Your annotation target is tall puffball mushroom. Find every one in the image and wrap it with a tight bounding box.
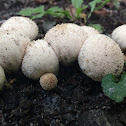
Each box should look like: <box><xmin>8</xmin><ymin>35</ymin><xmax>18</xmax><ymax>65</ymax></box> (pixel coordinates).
<box><xmin>22</xmin><ymin>40</ymin><xmax>59</xmax><ymax>90</ymax></box>
<box><xmin>78</xmin><ymin>34</ymin><xmax>124</xmax><ymax>82</ymax></box>
<box><xmin>0</xmin><ymin>30</ymin><xmax>30</xmax><ymax>73</ymax></box>
<box><xmin>0</xmin><ymin>16</ymin><xmax>39</xmax><ymax>40</ymax></box>
<box><xmin>44</xmin><ymin>23</ymin><xmax>87</xmax><ymax>66</ymax></box>
<box><xmin>111</xmin><ymin>24</ymin><xmax>126</xmax><ymax>52</ymax></box>
<box><xmin>81</xmin><ymin>26</ymin><xmax>99</xmax><ymax>37</ymax></box>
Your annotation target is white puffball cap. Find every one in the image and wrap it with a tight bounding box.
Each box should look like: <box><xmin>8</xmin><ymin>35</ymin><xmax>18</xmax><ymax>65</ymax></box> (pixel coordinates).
<box><xmin>22</xmin><ymin>39</ymin><xmax>59</xmax><ymax>80</ymax></box>
<box><xmin>40</xmin><ymin>73</ymin><xmax>58</xmax><ymax>90</ymax></box>
<box><xmin>0</xmin><ymin>65</ymin><xmax>6</xmax><ymax>90</ymax></box>
<box><xmin>111</xmin><ymin>24</ymin><xmax>126</xmax><ymax>52</ymax></box>
<box><xmin>0</xmin><ymin>30</ymin><xmax>30</xmax><ymax>73</ymax></box>
<box><xmin>44</xmin><ymin>23</ymin><xmax>87</xmax><ymax>66</ymax></box>
<box><xmin>78</xmin><ymin>34</ymin><xmax>124</xmax><ymax>82</ymax></box>
<box><xmin>81</xmin><ymin>26</ymin><xmax>99</xmax><ymax>37</ymax></box>
<box><xmin>0</xmin><ymin>16</ymin><xmax>39</xmax><ymax>40</ymax></box>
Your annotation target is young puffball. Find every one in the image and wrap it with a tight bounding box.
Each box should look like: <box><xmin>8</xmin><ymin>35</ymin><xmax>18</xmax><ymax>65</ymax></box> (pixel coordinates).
<box><xmin>0</xmin><ymin>65</ymin><xmax>6</xmax><ymax>90</ymax></box>
<box><xmin>44</xmin><ymin>23</ymin><xmax>87</xmax><ymax>66</ymax></box>
<box><xmin>81</xmin><ymin>26</ymin><xmax>99</xmax><ymax>37</ymax></box>
<box><xmin>22</xmin><ymin>39</ymin><xmax>59</xmax><ymax>90</ymax></box>
<box><xmin>0</xmin><ymin>16</ymin><xmax>39</xmax><ymax>40</ymax></box>
<box><xmin>78</xmin><ymin>34</ymin><xmax>124</xmax><ymax>82</ymax></box>
<box><xmin>0</xmin><ymin>30</ymin><xmax>30</xmax><ymax>73</ymax></box>
<box><xmin>111</xmin><ymin>24</ymin><xmax>126</xmax><ymax>52</ymax></box>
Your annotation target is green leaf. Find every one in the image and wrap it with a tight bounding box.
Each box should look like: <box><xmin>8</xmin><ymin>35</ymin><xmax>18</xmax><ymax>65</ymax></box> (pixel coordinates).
<box><xmin>88</xmin><ymin>24</ymin><xmax>104</xmax><ymax>33</ymax></box>
<box><xmin>88</xmin><ymin>0</ymin><xmax>103</xmax><ymax>18</ymax></box>
<box><xmin>17</xmin><ymin>8</ymin><xmax>34</xmax><ymax>16</ymax></box>
<box><xmin>46</xmin><ymin>7</ymin><xmax>64</xmax><ymax>17</ymax></box>
<box><xmin>31</xmin><ymin>13</ymin><xmax>45</xmax><ymax>19</ymax></box>
<box><xmin>95</xmin><ymin>0</ymin><xmax>111</xmax><ymax>11</ymax></box>
<box><xmin>71</xmin><ymin>0</ymin><xmax>83</xmax><ymax>9</ymax></box>
<box><xmin>47</xmin><ymin>6</ymin><xmax>63</xmax><ymax>12</ymax></box>
<box><xmin>61</xmin><ymin>11</ymin><xmax>72</xmax><ymax>19</ymax></box>
<box><xmin>102</xmin><ymin>72</ymin><xmax>126</xmax><ymax>102</ymax></box>
<box><xmin>33</xmin><ymin>6</ymin><xmax>45</xmax><ymax>13</ymax></box>
<box><xmin>76</xmin><ymin>5</ymin><xmax>88</xmax><ymax>18</ymax></box>
<box><xmin>17</xmin><ymin>6</ymin><xmax>45</xmax><ymax>19</ymax></box>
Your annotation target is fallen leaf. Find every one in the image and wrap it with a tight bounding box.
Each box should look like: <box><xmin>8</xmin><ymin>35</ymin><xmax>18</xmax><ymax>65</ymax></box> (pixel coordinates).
<box><xmin>95</xmin><ymin>9</ymin><xmax>110</xmax><ymax>16</ymax></box>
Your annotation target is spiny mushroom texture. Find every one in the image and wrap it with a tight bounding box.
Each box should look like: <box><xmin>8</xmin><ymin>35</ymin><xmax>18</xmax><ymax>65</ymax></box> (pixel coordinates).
<box><xmin>78</xmin><ymin>34</ymin><xmax>124</xmax><ymax>82</ymax></box>
<box><xmin>111</xmin><ymin>24</ymin><xmax>126</xmax><ymax>52</ymax></box>
<box><xmin>44</xmin><ymin>23</ymin><xmax>87</xmax><ymax>66</ymax></box>
<box><xmin>0</xmin><ymin>16</ymin><xmax>39</xmax><ymax>40</ymax></box>
<box><xmin>40</xmin><ymin>73</ymin><xmax>58</xmax><ymax>90</ymax></box>
<box><xmin>0</xmin><ymin>30</ymin><xmax>30</xmax><ymax>73</ymax></box>
<box><xmin>22</xmin><ymin>39</ymin><xmax>59</xmax><ymax>80</ymax></box>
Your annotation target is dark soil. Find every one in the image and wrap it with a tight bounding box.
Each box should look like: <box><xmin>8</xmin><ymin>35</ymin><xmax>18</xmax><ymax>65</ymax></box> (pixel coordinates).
<box><xmin>0</xmin><ymin>0</ymin><xmax>126</xmax><ymax>126</ymax></box>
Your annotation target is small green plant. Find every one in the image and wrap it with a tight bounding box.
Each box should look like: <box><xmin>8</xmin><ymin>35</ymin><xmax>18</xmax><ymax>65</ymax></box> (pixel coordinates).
<box><xmin>17</xmin><ymin>0</ymin><xmax>111</xmax><ymax>21</ymax></box>
<box><xmin>102</xmin><ymin>71</ymin><xmax>126</xmax><ymax>103</ymax></box>
<box><xmin>17</xmin><ymin>0</ymin><xmax>111</xmax><ymax>33</ymax></box>
<box><xmin>17</xmin><ymin>6</ymin><xmax>71</xmax><ymax>20</ymax></box>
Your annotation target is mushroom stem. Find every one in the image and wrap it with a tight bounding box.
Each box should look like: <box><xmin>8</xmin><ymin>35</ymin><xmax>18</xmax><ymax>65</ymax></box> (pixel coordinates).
<box><xmin>39</xmin><ymin>73</ymin><xmax>58</xmax><ymax>90</ymax></box>
<box><xmin>0</xmin><ymin>65</ymin><xmax>7</xmax><ymax>90</ymax></box>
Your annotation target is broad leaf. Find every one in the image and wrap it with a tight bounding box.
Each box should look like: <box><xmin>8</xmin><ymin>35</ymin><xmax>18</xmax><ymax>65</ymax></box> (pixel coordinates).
<box><xmin>47</xmin><ymin>7</ymin><xmax>63</xmax><ymax>12</ymax></box>
<box><xmin>17</xmin><ymin>6</ymin><xmax>45</xmax><ymax>17</ymax></box>
<box><xmin>31</xmin><ymin>13</ymin><xmax>45</xmax><ymax>19</ymax></box>
<box><xmin>102</xmin><ymin>72</ymin><xmax>126</xmax><ymax>102</ymax></box>
<box><xmin>46</xmin><ymin>7</ymin><xmax>64</xmax><ymax>17</ymax></box>
<box><xmin>71</xmin><ymin>0</ymin><xmax>83</xmax><ymax>9</ymax></box>
<box><xmin>17</xmin><ymin>8</ymin><xmax>34</xmax><ymax>16</ymax></box>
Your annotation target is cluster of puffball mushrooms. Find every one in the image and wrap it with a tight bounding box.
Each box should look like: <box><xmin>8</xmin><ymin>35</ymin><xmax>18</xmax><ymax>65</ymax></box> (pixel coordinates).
<box><xmin>0</xmin><ymin>16</ymin><xmax>125</xmax><ymax>90</ymax></box>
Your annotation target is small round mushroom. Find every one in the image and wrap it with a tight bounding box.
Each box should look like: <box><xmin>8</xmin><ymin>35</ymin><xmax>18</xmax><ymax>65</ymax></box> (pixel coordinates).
<box><xmin>22</xmin><ymin>39</ymin><xmax>59</xmax><ymax>90</ymax></box>
<box><xmin>111</xmin><ymin>24</ymin><xmax>126</xmax><ymax>52</ymax></box>
<box><xmin>44</xmin><ymin>23</ymin><xmax>87</xmax><ymax>66</ymax></box>
<box><xmin>81</xmin><ymin>26</ymin><xmax>99</xmax><ymax>37</ymax></box>
<box><xmin>0</xmin><ymin>65</ymin><xmax>6</xmax><ymax>90</ymax></box>
<box><xmin>40</xmin><ymin>73</ymin><xmax>58</xmax><ymax>90</ymax></box>
<box><xmin>0</xmin><ymin>30</ymin><xmax>30</xmax><ymax>73</ymax></box>
<box><xmin>78</xmin><ymin>34</ymin><xmax>124</xmax><ymax>82</ymax></box>
<box><xmin>0</xmin><ymin>16</ymin><xmax>39</xmax><ymax>40</ymax></box>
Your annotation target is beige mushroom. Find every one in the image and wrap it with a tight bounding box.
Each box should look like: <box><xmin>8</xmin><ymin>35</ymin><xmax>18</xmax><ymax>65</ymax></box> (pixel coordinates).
<box><xmin>0</xmin><ymin>16</ymin><xmax>39</xmax><ymax>40</ymax></box>
<box><xmin>81</xmin><ymin>26</ymin><xmax>99</xmax><ymax>37</ymax></box>
<box><xmin>78</xmin><ymin>34</ymin><xmax>124</xmax><ymax>82</ymax></box>
<box><xmin>0</xmin><ymin>65</ymin><xmax>6</xmax><ymax>90</ymax></box>
<box><xmin>0</xmin><ymin>30</ymin><xmax>30</xmax><ymax>73</ymax></box>
<box><xmin>22</xmin><ymin>39</ymin><xmax>59</xmax><ymax>90</ymax></box>
<box><xmin>40</xmin><ymin>73</ymin><xmax>58</xmax><ymax>90</ymax></box>
<box><xmin>44</xmin><ymin>23</ymin><xmax>87</xmax><ymax>66</ymax></box>
<box><xmin>111</xmin><ymin>24</ymin><xmax>126</xmax><ymax>52</ymax></box>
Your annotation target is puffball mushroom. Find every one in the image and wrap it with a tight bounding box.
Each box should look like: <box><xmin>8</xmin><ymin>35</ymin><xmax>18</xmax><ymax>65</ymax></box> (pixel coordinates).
<box><xmin>81</xmin><ymin>26</ymin><xmax>99</xmax><ymax>37</ymax></box>
<box><xmin>78</xmin><ymin>34</ymin><xmax>124</xmax><ymax>82</ymax></box>
<box><xmin>22</xmin><ymin>39</ymin><xmax>59</xmax><ymax>90</ymax></box>
<box><xmin>111</xmin><ymin>24</ymin><xmax>126</xmax><ymax>52</ymax></box>
<box><xmin>0</xmin><ymin>30</ymin><xmax>30</xmax><ymax>73</ymax></box>
<box><xmin>0</xmin><ymin>16</ymin><xmax>38</xmax><ymax>40</ymax></box>
<box><xmin>44</xmin><ymin>23</ymin><xmax>87</xmax><ymax>66</ymax></box>
<box><xmin>0</xmin><ymin>65</ymin><xmax>6</xmax><ymax>90</ymax></box>
<box><xmin>40</xmin><ymin>73</ymin><xmax>58</xmax><ymax>90</ymax></box>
